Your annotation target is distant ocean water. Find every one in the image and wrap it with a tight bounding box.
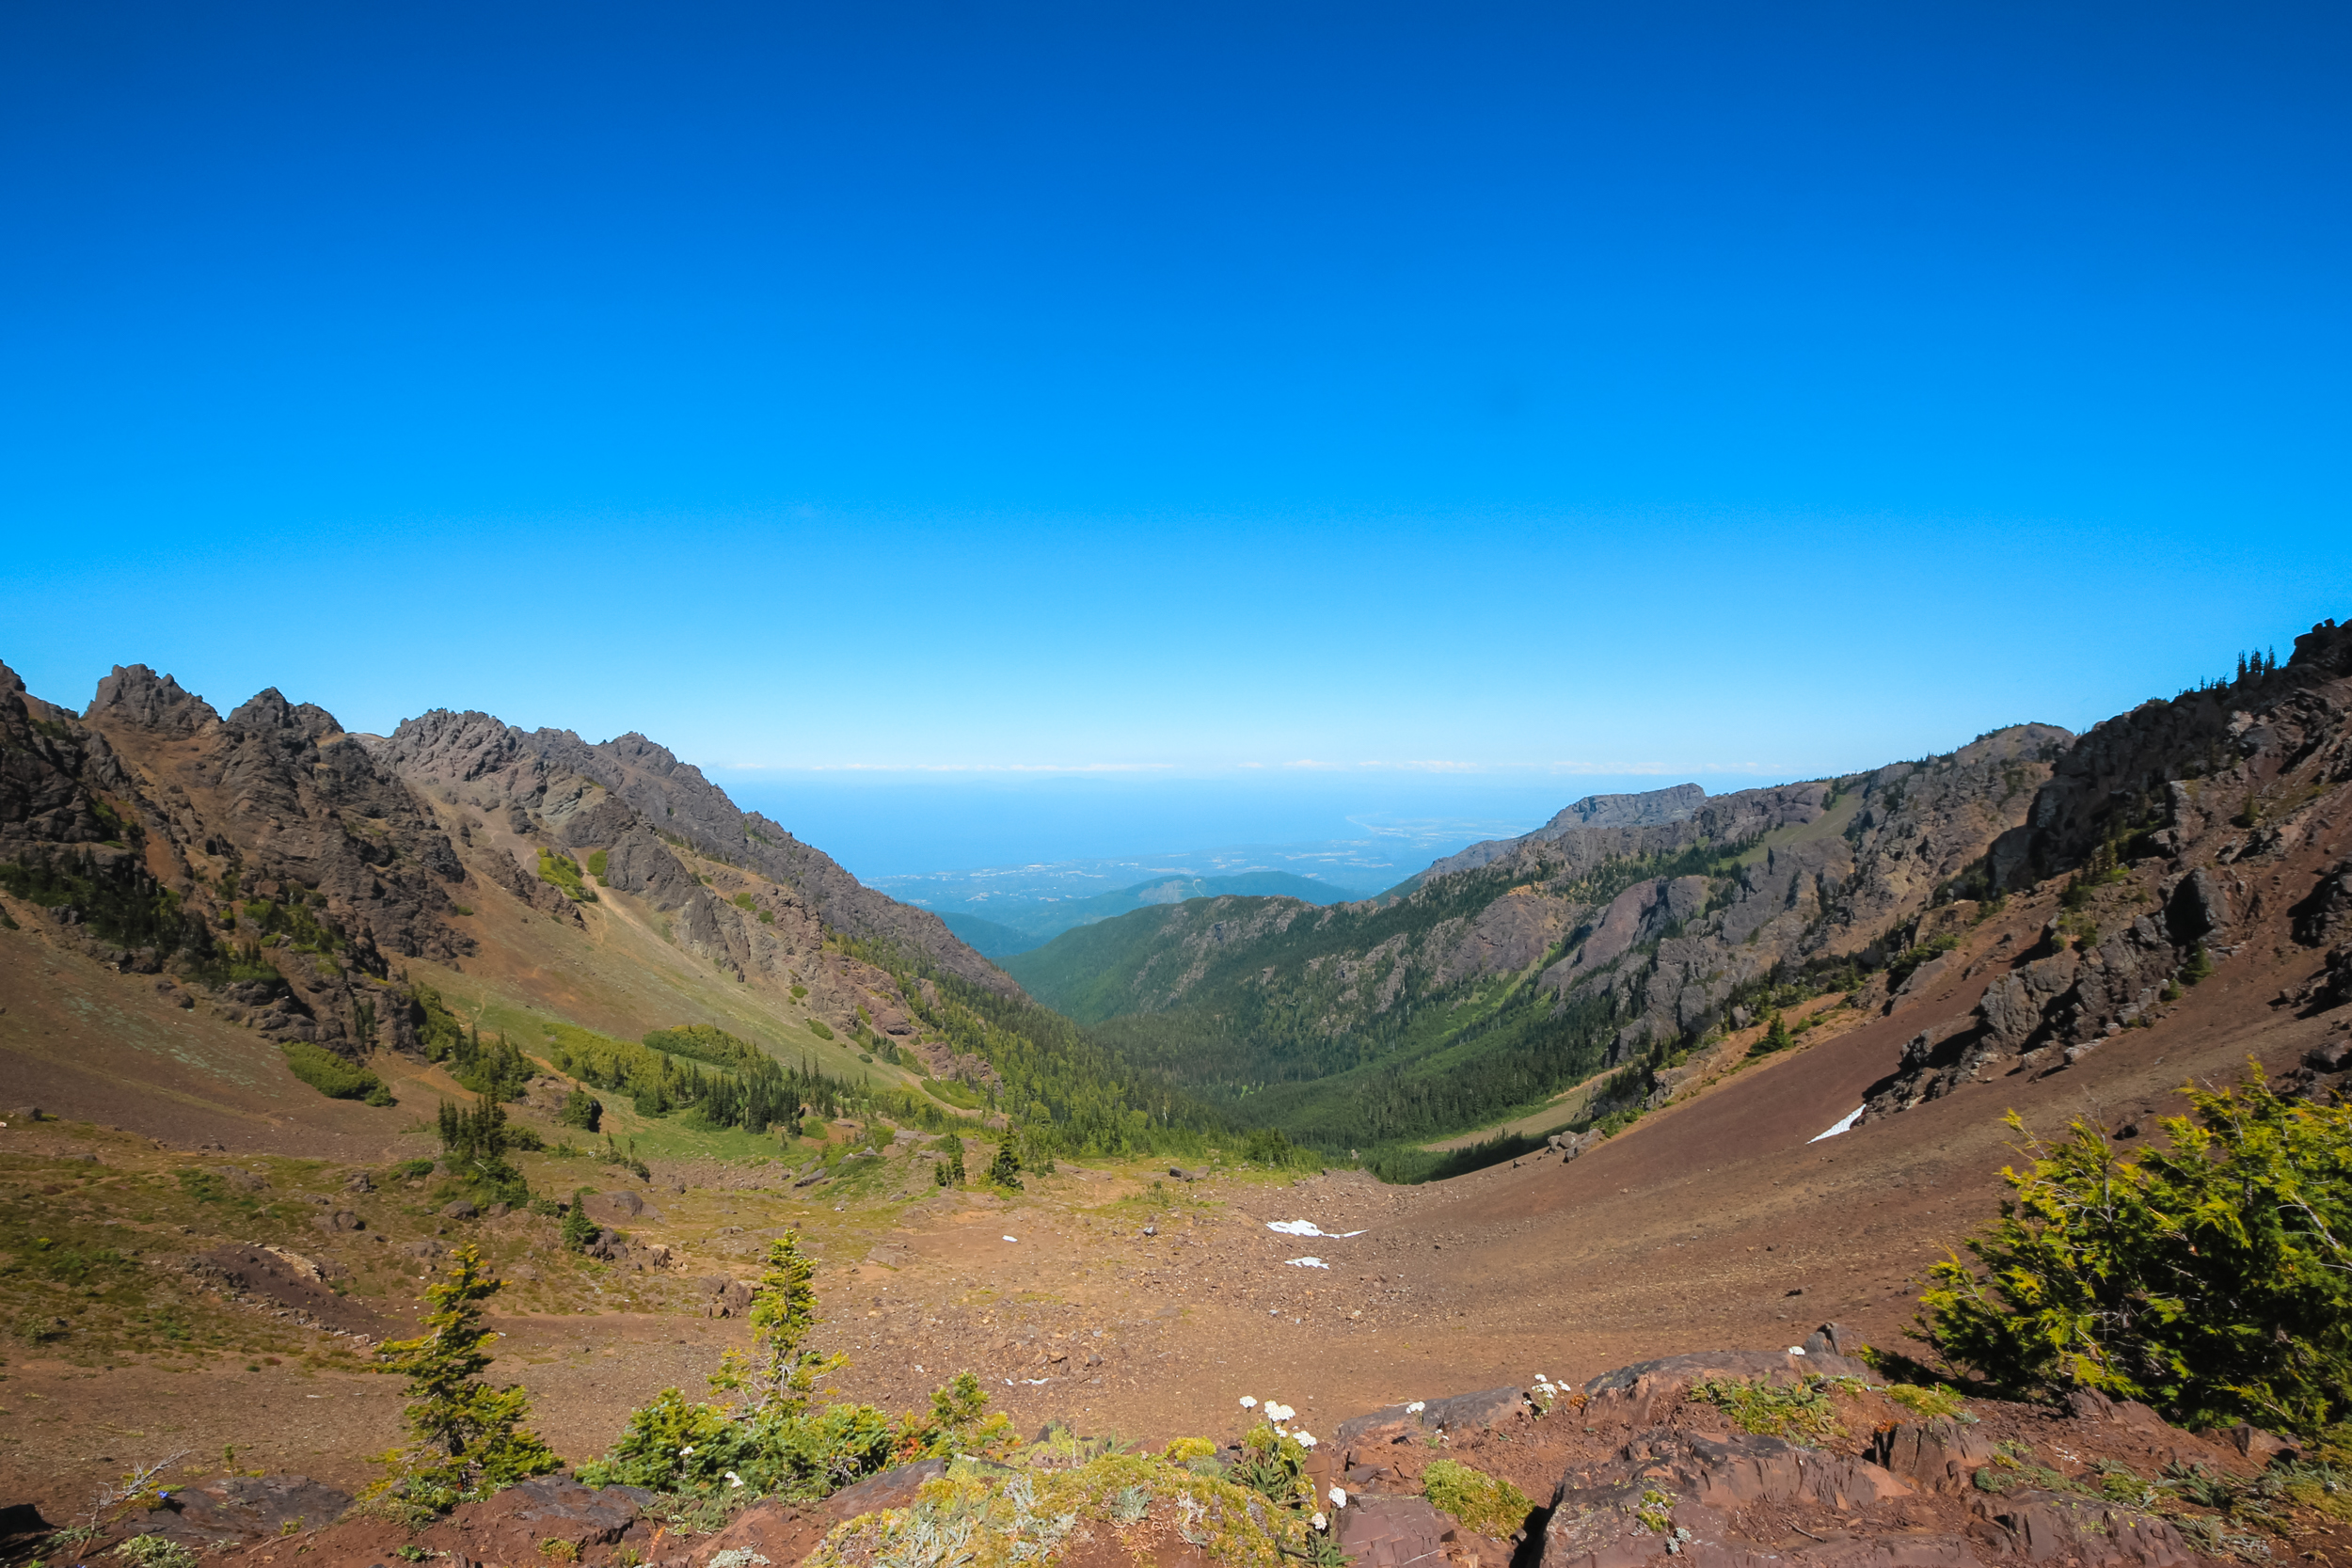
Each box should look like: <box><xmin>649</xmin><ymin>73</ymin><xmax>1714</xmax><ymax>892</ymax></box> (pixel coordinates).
<box><xmin>723</xmin><ymin>772</ymin><xmax>1788</xmax><ymax>883</ymax></box>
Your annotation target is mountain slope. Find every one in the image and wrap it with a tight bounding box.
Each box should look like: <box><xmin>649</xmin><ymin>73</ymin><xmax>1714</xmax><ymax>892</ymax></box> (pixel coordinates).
<box><xmin>0</xmin><ymin>659</ymin><xmax>1187</xmax><ymax>1160</ymax></box>
<box><xmin>1018</xmin><ymin>723</ymin><xmax>2074</xmax><ymax>1154</ymax></box>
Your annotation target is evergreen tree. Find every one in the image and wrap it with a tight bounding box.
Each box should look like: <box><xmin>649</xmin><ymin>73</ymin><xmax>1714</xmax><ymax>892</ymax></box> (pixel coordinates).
<box><xmin>932</xmin><ymin>1132</ymin><xmax>966</xmax><ymax>1187</ymax></box>
<box><xmin>367</xmin><ymin>1245</ymin><xmax>560</xmax><ymax>1513</ymax></box>
<box><xmin>985</xmin><ymin>1139</ymin><xmax>1024</xmax><ymax>1190</ymax></box>
<box><xmin>1919</xmin><ymin>1069</ymin><xmax>2352</xmax><ymax>1435</ymax></box>
<box><xmin>748</xmin><ymin>1231</ymin><xmax>844</xmax><ymax>1409</ymax></box>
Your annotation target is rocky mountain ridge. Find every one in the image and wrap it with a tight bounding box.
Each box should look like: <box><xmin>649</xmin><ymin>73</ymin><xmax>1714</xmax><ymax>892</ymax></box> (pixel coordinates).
<box><xmin>0</xmin><ymin>660</ymin><xmax>1015</xmax><ymax>1090</ymax></box>
<box><xmin>1009</xmin><ymin>717</ymin><xmax>2077</xmax><ymax>1148</ymax></box>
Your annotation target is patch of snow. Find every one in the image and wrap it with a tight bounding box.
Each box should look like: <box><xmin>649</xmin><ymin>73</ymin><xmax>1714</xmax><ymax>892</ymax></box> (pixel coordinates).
<box><xmin>1284</xmin><ymin>1257</ymin><xmax>1329</xmax><ymax>1269</ymax></box>
<box><xmin>1807</xmin><ymin>1106</ymin><xmax>1865</xmax><ymax>1144</ymax></box>
<box><xmin>1267</xmin><ymin>1220</ymin><xmax>1370</xmax><ymax>1239</ymax></box>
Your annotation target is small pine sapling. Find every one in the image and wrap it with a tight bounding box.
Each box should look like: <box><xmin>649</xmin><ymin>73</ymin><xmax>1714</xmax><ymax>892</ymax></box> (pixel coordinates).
<box><xmin>367</xmin><ymin>1245</ymin><xmax>560</xmax><ymax>1513</ymax></box>
<box><xmin>749</xmin><ymin>1231</ymin><xmax>846</xmax><ymax>1410</ymax></box>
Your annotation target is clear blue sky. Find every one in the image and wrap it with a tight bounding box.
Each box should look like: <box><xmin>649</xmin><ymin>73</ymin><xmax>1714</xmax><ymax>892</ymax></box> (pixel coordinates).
<box><xmin>4</xmin><ymin>2</ymin><xmax>2346</xmax><ymax>872</ymax></box>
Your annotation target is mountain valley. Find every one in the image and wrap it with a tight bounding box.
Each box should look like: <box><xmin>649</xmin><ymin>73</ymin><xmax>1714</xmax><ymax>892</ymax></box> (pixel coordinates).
<box><xmin>4</xmin><ymin>622</ymin><xmax>2352</xmax><ymax>1567</ymax></box>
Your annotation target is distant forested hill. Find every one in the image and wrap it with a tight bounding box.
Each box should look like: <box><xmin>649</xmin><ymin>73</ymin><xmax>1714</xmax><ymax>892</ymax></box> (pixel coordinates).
<box><xmin>930</xmin><ymin>870</ymin><xmax>1358</xmax><ymax>956</ymax></box>
<box><xmin>939</xmin><ymin>911</ymin><xmax>1034</xmax><ymax>958</ymax></box>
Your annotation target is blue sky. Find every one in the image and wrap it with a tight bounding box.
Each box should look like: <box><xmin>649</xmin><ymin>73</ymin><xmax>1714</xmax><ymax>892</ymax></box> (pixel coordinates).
<box><xmin>4</xmin><ymin>2</ymin><xmax>2346</xmax><ymax>873</ymax></box>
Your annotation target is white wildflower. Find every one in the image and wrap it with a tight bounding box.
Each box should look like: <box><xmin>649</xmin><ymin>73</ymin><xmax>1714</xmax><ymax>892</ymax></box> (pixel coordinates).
<box><xmin>1240</xmin><ymin>1396</ymin><xmax>1258</xmax><ymax>1409</ymax></box>
<box><xmin>1329</xmin><ymin>1486</ymin><xmax>1348</xmax><ymax>1510</ymax></box>
<box><xmin>1405</xmin><ymin>1401</ymin><xmax>1425</xmax><ymax>1414</ymax></box>
<box><xmin>726</xmin><ymin>1470</ymin><xmax>744</xmax><ymax>1488</ymax></box>
<box><xmin>1311</xmin><ymin>1513</ymin><xmax>1327</xmax><ymax>1531</ymax></box>
<box><xmin>679</xmin><ymin>1446</ymin><xmax>695</xmax><ymax>1455</ymax></box>
<box><xmin>1295</xmin><ymin>1431</ymin><xmax>1318</xmax><ymax>1449</ymax></box>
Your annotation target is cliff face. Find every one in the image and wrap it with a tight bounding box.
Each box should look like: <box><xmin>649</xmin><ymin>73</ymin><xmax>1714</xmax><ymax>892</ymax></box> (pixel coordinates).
<box><xmin>1859</xmin><ymin>617</ymin><xmax>2352</xmax><ymax>1119</ymax></box>
<box><xmin>1023</xmin><ymin>725</ymin><xmax>2074</xmax><ymax>1087</ymax></box>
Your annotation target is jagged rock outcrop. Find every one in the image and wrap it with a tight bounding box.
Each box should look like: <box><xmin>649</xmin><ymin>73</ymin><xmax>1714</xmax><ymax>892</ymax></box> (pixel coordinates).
<box><xmin>0</xmin><ymin>660</ymin><xmax>481</xmax><ymax>1064</ymax></box>
<box><xmin>371</xmin><ymin>707</ymin><xmax>1015</xmax><ymax>997</ymax></box>
<box><xmin>1863</xmin><ymin>618</ymin><xmax>2352</xmax><ymax>1117</ymax></box>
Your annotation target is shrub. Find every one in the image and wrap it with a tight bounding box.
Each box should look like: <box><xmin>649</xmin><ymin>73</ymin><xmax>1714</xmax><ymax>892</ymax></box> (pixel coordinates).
<box><xmin>1422</xmin><ymin>1459</ymin><xmax>1534</xmax><ymax>1538</ymax></box>
<box><xmin>580</xmin><ymin>1234</ymin><xmax>1013</xmax><ymax>1499</ymax></box>
<box><xmin>536</xmin><ymin>849</ymin><xmax>596</xmax><ymax>903</ymax></box>
<box><xmin>806</xmin><ymin>1019</ymin><xmax>834</xmax><ymax>1041</ymax></box>
<box><xmin>1916</xmin><ymin>1067</ymin><xmax>2352</xmax><ymax>1436</ymax></box>
<box><xmin>933</xmin><ymin>1133</ymin><xmax>966</xmax><ymax>1187</ymax></box>
<box><xmin>1882</xmin><ymin>1383</ymin><xmax>1973</xmax><ymax>1420</ymax></box>
<box><xmin>365</xmin><ymin>1245</ymin><xmax>561</xmax><ymax>1513</ymax></box>
<box><xmin>558</xmin><ymin>1089</ymin><xmax>602</xmax><ymax>1132</ymax></box>
<box><xmin>281</xmin><ymin>1040</ymin><xmax>393</xmax><ymax>1105</ymax></box>
<box><xmin>1690</xmin><ymin>1375</ymin><xmax>1845</xmax><ymax>1444</ymax></box>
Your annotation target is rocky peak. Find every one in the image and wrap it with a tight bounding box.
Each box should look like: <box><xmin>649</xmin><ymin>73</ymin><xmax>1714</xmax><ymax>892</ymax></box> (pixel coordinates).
<box><xmin>86</xmin><ymin>664</ymin><xmax>219</xmax><ymax>735</ymax></box>
<box><xmin>1429</xmin><ymin>784</ymin><xmax>1710</xmax><ymax>878</ymax></box>
<box><xmin>1541</xmin><ymin>783</ymin><xmax>1707</xmax><ymax>833</ymax></box>
<box><xmin>225</xmin><ymin>689</ymin><xmax>342</xmax><ymax>742</ymax></box>
<box><xmin>373</xmin><ymin>709</ymin><xmax>540</xmax><ymax>787</ymax></box>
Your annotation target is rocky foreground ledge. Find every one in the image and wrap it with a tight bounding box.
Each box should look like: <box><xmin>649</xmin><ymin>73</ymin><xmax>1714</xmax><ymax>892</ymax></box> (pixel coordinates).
<box><xmin>9</xmin><ymin>1338</ymin><xmax>2302</xmax><ymax>1568</ymax></box>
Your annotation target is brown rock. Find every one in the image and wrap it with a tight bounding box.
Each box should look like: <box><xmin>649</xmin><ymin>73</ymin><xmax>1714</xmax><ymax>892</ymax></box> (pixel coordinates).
<box><xmin>824</xmin><ymin>1458</ymin><xmax>950</xmax><ymax>1519</ymax></box>
<box><xmin>685</xmin><ymin>1499</ymin><xmax>825</xmax><ymax>1566</ymax></box>
<box><xmin>1339</xmin><ymin>1494</ymin><xmax>1452</xmax><ymax>1568</ymax></box>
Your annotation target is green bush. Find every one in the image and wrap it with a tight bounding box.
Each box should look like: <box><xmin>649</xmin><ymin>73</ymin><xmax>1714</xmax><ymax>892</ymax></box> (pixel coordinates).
<box><xmin>1690</xmin><ymin>1375</ymin><xmax>1845</xmax><ymax>1444</ymax></box>
<box><xmin>579</xmin><ymin>1235</ymin><xmax>1012</xmax><ymax>1499</ymax></box>
<box><xmin>1422</xmin><ymin>1459</ymin><xmax>1534</xmax><ymax>1538</ymax></box>
<box><xmin>585</xmin><ymin>849</ymin><xmax>608</xmax><ymax>881</ymax></box>
<box><xmin>280</xmin><ymin>1040</ymin><xmax>393</xmax><ymax>1105</ymax></box>
<box><xmin>535</xmin><ymin>849</ymin><xmax>596</xmax><ymax>903</ymax></box>
<box><xmin>1882</xmin><ymin>1383</ymin><xmax>1972</xmax><ymax>1420</ymax></box>
<box><xmin>558</xmin><ymin>1089</ymin><xmax>602</xmax><ymax>1132</ymax></box>
<box><xmin>805</xmin><ymin>1019</ymin><xmax>834</xmax><ymax>1041</ymax></box>
<box><xmin>933</xmin><ymin>1133</ymin><xmax>966</xmax><ymax>1187</ymax></box>
<box><xmin>1918</xmin><ymin>1067</ymin><xmax>2352</xmax><ymax>1436</ymax></box>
